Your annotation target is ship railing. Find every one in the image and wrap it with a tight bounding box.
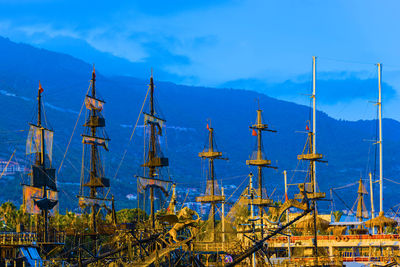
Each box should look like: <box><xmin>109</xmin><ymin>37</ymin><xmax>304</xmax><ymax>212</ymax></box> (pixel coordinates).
<box><xmin>37</xmin><ymin>230</ymin><xmax>66</xmax><ymax>244</ymax></box>
<box><xmin>270</xmin><ymin>256</ymin><xmax>342</xmax><ymax>266</ymax></box>
<box><xmin>192</xmin><ymin>241</ymin><xmax>237</xmax><ymax>252</ymax></box>
<box><xmin>268</xmin><ymin>234</ymin><xmax>400</xmax><ymax>243</ymax></box>
<box><xmin>4</xmin><ymin>259</ymin><xmax>71</xmax><ymax>266</ymax></box>
<box><xmin>342</xmin><ymin>256</ymin><xmax>393</xmax><ymax>263</ymax></box>
<box><xmin>36</xmin><ymin>230</ymin><xmax>66</xmax><ymax>244</ymax></box>
<box><xmin>0</xmin><ymin>232</ymin><xmax>37</xmax><ymax>245</ymax></box>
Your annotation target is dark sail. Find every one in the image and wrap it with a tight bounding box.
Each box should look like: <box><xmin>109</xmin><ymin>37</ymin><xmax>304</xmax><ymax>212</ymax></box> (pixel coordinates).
<box><xmin>23</xmin><ymin>81</ymin><xmax>58</xmax><ymax>243</ymax></box>
<box><xmin>78</xmin><ymin>67</ymin><xmax>111</xmax><ymax>235</ymax></box>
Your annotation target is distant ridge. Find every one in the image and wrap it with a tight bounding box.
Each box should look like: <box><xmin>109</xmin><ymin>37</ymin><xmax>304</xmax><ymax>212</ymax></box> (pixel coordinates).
<box><xmin>0</xmin><ymin>36</ymin><xmax>399</xmax><ymax>214</ymax></box>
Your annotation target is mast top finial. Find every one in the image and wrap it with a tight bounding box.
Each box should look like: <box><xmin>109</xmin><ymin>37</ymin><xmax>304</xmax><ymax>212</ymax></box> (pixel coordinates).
<box><xmin>38</xmin><ymin>81</ymin><xmax>44</xmax><ymax>94</ymax></box>
<box><xmin>206</xmin><ymin>119</ymin><xmax>213</xmax><ymax>131</ymax></box>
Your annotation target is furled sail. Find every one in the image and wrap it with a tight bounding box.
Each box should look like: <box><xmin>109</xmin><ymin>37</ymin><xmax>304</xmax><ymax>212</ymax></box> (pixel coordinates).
<box><xmin>137</xmin><ymin>176</ymin><xmax>171</xmax><ymax>196</ymax></box>
<box><xmin>78</xmin><ymin>196</ymin><xmax>111</xmax><ymax>211</ymax></box>
<box><xmin>22</xmin><ymin>185</ymin><xmax>58</xmax><ymax>215</ymax></box>
<box><xmin>85</xmin><ymin>95</ymin><xmax>104</xmax><ymax>111</ymax></box>
<box><xmin>144</xmin><ymin>113</ymin><xmax>165</xmax><ymax>135</ymax></box>
<box><xmin>205</xmin><ymin>180</ymin><xmax>221</xmax><ymax>196</ymax></box>
<box><xmin>26</xmin><ymin>125</ymin><xmax>54</xmax><ymax>163</ymax></box>
<box><xmin>82</xmin><ymin>135</ymin><xmax>109</xmax><ymax>151</ymax></box>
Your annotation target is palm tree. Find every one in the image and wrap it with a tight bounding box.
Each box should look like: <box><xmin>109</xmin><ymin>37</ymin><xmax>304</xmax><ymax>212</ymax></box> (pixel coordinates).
<box><xmin>0</xmin><ymin>201</ymin><xmax>17</xmax><ymax>230</ymax></box>
<box><xmin>332</xmin><ymin>210</ymin><xmax>343</xmax><ymax>222</ymax></box>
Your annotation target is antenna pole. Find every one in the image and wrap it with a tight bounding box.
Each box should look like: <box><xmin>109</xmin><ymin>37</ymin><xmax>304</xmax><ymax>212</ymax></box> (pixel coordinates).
<box><xmin>312</xmin><ymin>56</ymin><xmax>317</xmax><ymax>193</ymax></box>
<box><xmin>377</xmin><ymin>63</ymin><xmax>383</xmax><ymax>213</ymax></box>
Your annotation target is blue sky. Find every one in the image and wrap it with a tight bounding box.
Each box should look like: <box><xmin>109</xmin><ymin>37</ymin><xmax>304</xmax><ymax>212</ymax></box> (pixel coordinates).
<box><xmin>0</xmin><ymin>0</ymin><xmax>400</xmax><ymax>120</ymax></box>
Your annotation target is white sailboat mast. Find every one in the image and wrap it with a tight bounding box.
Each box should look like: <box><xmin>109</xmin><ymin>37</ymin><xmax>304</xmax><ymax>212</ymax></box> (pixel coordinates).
<box><xmin>312</xmin><ymin>56</ymin><xmax>317</xmax><ymax>193</ymax></box>
<box><xmin>378</xmin><ymin>63</ymin><xmax>383</xmax><ymax>213</ymax></box>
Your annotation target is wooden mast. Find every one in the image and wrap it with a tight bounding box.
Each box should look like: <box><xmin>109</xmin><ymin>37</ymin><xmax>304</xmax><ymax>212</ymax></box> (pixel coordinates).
<box><xmin>246</xmin><ymin>108</ymin><xmax>276</xmax><ymax>238</ymax></box>
<box><xmin>37</xmin><ymin>84</ymin><xmax>45</xmax><ymax>166</ymax></box>
<box><xmin>196</xmin><ymin>124</ymin><xmax>226</xmax><ymax>241</ymax></box>
<box><xmin>37</xmin><ymin>82</ymin><xmax>48</xmax><ymax>242</ymax></box>
<box><xmin>296</xmin><ymin>56</ymin><xmax>327</xmax><ymax>262</ymax></box>
<box><xmin>356</xmin><ymin>178</ymin><xmax>368</xmax><ymax>223</ymax></box>
<box><xmin>140</xmin><ymin>71</ymin><xmax>169</xmax><ymax>229</ymax></box>
<box><xmin>90</xmin><ymin>68</ymin><xmax>98</xmax><ymax>234</ymax></box>
<box><xmin>149</xmin><ymin>72</ymin><xmax>156</xmax><ymax>228</ymax></box>
<box><xmin>80</xmin><ymin>66</ymin><xmax>110</xmax><ymax>246</ymax></box>
<box><xmin>25</xmin><ymin>82</ymin><xmax>58</xmax><ymax>243</ymax></box>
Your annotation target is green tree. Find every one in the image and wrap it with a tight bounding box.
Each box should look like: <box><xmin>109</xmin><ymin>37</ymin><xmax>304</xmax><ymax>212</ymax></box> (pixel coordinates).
<box><xmin>114</xmin><ymin>208</ymin><xmax>148</xmax><ymax>223</ymax></box>
<box><xmin>332</xmin><ymin>210</ymin><xmax>343</xmax><ymax>222</ymax></box>
<box><xmin>0</xmin><ymin>201</ymin><xmax>17</xmax><ymax>230</ymax></box>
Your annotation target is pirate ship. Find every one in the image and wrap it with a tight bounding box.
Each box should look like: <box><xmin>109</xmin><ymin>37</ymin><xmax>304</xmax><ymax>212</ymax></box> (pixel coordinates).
<box><xmin>0</xmin><ymin>82</ymin><xmax>65</xmax><ymax>266</ymax></box>
<box><xmin>263</xmin><ymin>61</ymin><xmax>400</xmax><ymax>267</ymax></box>
<box><xmin>3</xmin><ymin>58</ymin><xmax>400</xmax><ymax>267</ymax></box>
<box><xmin>24</xmin><ymin>82</ymin><xmax>60</xmax><ymax>244</ymax></box>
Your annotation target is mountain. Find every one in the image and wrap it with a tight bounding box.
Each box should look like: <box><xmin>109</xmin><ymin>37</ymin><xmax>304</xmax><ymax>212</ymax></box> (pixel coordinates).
<box><xmin>0</xmin><ymin>36</ymin><xmax>399</xmax><ymax>215</ymax></box>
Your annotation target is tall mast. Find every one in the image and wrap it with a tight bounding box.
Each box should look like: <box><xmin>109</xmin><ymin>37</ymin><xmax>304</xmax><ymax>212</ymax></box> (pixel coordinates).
<box><xmin>369</xmin><ymin>172</ymin><xmax>375</xmax><ymax>234</ymax></box>
<box><xmin>209</xmin><ymin>128</ymin><xmax>216</xmax><ymax>239</ymax></box>
<box><xmin>149</xmin><ymin>72</ymin><xmax>156</xmax><ymax>228</ymax></box>
<box><xmin>312</xmin><ymin>57</ymin><xmax>319</xmax><ymax>261</ymax></box>
<box><xmin>256</xmin><ymin>110</ymin><xmax>263</xmax><ymax>201</ymax></box>
<box><xmin>246</xmin><ymin>108</ymin><xmax>276</xmax><ymax>238</ymax></box>
<box><xmin>377</xmin><ymin>63</ymin><xmax>383</xmax><ymax>213</ymax></box>
<box><xmin>356</xmin><ymin>178</ymin><xmax>368</xmax><ymax>223</ymax></box>
<box><xmin>38</xmin><ymin>82</ymin><xmax>47</xmax><ymax>242</ymax></box>
<box><xmin>249</xmin><ymin>173</ymin><xmax>256</xmax><ymax>267</ymax></box>
<box><xmin>297</xmin><ymin>57</ymin><xmax>327</xmax><ymax>261</ymax></box>
<box><xmin>284</xmin><ymin>170</ymin><xmax>291</xmax><ymax>259</ymax></box>
<box><xmin>25</xmin><ymin>82</ymin><xmax>58</xmax><ymax>243</ymax></box>
<box><xmin>196</xmin><ymin>124</ymin><xmax>226</xmax><ymax>242</ymax></box>
<box><xmin>37</xmin><ymin>82</ymin><xmax>45</xmax><ymax>167</ymax></box>
<box><xmin>312</xmin><ymin>56</ymin><xmax>317</xmax><ymax>193</ymax></box>
<box><xmin>90</xmin><ymin>68</ymin><xmax>98</xmax><ymax>233</ymax></box>
<box><xmin>140</xmin><ymin>71</ymin><xmax>169</xmax><ymax>229</ymax></box>
<box><xmin>80</xmin><ymin>66</ymin><xmax>110</xmax><ymax>243</ymax></box>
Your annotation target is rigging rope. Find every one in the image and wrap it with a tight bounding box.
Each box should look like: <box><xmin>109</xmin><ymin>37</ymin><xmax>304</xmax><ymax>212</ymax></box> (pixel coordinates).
<box><xmin>180</xmin><ymin>189</ymin><xmax>190</xmax><ymax>210</ymax></box>
<box><xmin>331</xmin><ymin>181</ymin><xmax>358</xmax><ymax>191</ymax></box>
<box><xmin>0</xmin><ymin>150</ymin><xmax>16</xmax><ymax>180</ymax></box>
<box><xmin>383</xmin><ymin>177</ymin><xmax>400</xmax><ymax>185</ymax></box>
<box><xmin>225</xmin><ymin>175</ymin><xmax>248</xmax><ymax>203</ymax></box>
<box><xmin>331</xmin><ymin>190</ymin><xmax>354</xmax><ymax>215</ymax></box>
<box><xmin>57</xmin><ymin>82</ymin><xmax>91</xmax><ymax>175</ymax></box>
<box><xmin>100</xmin><ymin>85</ymin><xmax>151</xmax><ymax>205</ymax></box>
<box><xmin>112</xmin><ymin>85</ymin><xmax>150</xmax><ymax>180</ymax></box>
